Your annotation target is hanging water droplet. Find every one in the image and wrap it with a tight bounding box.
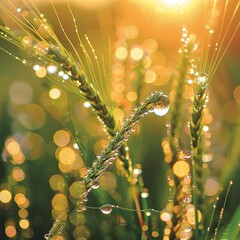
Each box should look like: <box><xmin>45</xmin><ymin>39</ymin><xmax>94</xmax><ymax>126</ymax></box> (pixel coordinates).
<box><xmin>184</xmin><ymin>150</ymin><xmax>192</xmax><ymax>160</ymax></box>
<box><xmin>77</xmin><ymin>205</ymin><xmax>87</xmax><ymax>213</ymax></box>
<box><xmin>83</xmin><ymin>196</ymin><xmax>88</xmax><ymax>202</ymax></box>
<box><xmin>154</xmin><ymin>94</ymin><xmax>170</xmax><ymax>116</ymax></box>
<box><xmin>81</xmin><ymin>205</ymin><xmax>87</xmax><ymax>211</ymax></box>
<box><xmin>44</xmin><ymin>233</ymin><xmax>50</xmax><ymax>240</ymax></box>
<box><xmin>92</xmin><ymin>181</ymin><xmax>100</xmax><ymax>189</ymax></box>
<box><xmin>100</xmin><ymin>204</ymin><xmax>113</xmax><ymax>214</ymax></box>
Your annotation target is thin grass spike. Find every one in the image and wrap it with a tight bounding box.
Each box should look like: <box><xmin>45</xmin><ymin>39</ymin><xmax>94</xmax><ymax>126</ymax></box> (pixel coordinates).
<box><xmin>0</xmin><ymin>0</ymin><xmax>131</xmax><ymax>173</ymax></box>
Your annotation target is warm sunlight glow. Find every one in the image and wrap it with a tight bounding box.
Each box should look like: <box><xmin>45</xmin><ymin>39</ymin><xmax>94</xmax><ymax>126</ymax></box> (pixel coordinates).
<box><xmin>164</xmin><ymin>0</ymin><xmax>188</xmax><ymax>5</ymax></box>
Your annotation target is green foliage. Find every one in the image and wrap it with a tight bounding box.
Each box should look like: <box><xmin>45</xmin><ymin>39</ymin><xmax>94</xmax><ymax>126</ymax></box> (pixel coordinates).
<box><xmin>0</xmin><ymin>1</ymin><xmax>240</xmax><ymax>240</ymax></box>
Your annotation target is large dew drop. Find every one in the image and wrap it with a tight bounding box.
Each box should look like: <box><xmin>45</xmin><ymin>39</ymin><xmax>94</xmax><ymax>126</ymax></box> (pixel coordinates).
<box><xmin>92</xmin><ymin>181</ymin><xmax>100</xmax><ymax>189</ymax></box>
<box><xmin>100</xmin><ymin>204</ymin><xmax>113</xmax><ymax>215</ymax></box>
<box><xmin>154</xmin><ymin>94</ymin><xmax>170</xmax><ymax>116</ymax></box>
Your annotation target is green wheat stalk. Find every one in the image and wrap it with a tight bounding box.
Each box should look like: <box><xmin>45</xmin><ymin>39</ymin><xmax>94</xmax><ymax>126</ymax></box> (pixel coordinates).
<box><xmin>190</xmin><ymin>73</ymin><xmax>208</xmax><ymax>239</ymax></box>
<box><xmin>79</xmin><ymin>91</ymin><xmax>168</xmax><ymax>202</ymax></box>
<box><xmin>166</xmin><ymin>29</ymin><xmax>197</xmax><ymax>238</ymax></box>
<box><xmin>170</xmin><ymin>32</ymin><xmax>196</xmax><ymax>139</ymax></box>
<box><xmin>0</xmin><ymin>1</ymin><xmax>131</xmax><ymax>173</ymax></box>
<box><xmin>43</xmin><ymin>90</ymin><xmax>169</xmax><ymax>238</ymax></box>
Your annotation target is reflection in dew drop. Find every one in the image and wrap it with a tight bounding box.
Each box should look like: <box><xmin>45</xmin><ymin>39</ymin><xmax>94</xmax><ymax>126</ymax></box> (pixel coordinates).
<box><xmin>92</xmin><ymin>181</ymin><xmax>100</xmax><ymax>189</ymax></box>
<box><xmin>184</xmin><ymin>150</ymin><xmax>192</xmax><ymax>160</ymax></box>
<box><xmin>100</xmin><ymin>204</ymin><xmax>113</xmax><ymax>214</ymax></box>
<box><xmin>154</xmin><ymin>94</ymin><xmax>170</xmax><ymax>116</ymax></box>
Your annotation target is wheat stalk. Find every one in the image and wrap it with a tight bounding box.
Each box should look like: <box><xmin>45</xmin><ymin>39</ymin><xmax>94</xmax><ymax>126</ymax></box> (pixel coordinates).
<box><xmin>190</xmin><ymin>73</ymin><xmax>208</xmax><ymax>238</ymax></box>
<box><xmin>0</xmin><ymin>1</ymin><xmax>132</xmax><ymax>174</ymax></box>
<box><xmin>42</xmin><ymin>90</ymin><xmax>169</xmax><ymax>239</ymax></box>
<box><xmin>80</xmin><ymin>91</ymin><xmax>169</xmax><ymax>202</ymax></box>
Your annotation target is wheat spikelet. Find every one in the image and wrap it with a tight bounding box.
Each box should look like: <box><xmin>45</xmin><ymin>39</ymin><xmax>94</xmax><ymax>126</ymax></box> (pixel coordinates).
<box><xmin>0</xmin><ymin>0</ymin><xmax>133</xmax><ymax>174</ymax></box>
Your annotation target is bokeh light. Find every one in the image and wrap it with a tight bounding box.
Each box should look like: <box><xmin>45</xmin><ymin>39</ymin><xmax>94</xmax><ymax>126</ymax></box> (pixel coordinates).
<box><xmin>204</xmin><ymin>178</ymin><xmax>220</xmax><ymax>196</ymax></box>
<box><xmin>173</xmin><ymin>161</ymin><xmax>190</xmax><ymax>178</ymax></box>
<box><xmin>5</xmin><ymin>138</ymin><xmax>21</xmax><ymax>155</ymax></box>
<box><xmin>49</xmin><ymin>175</ymin><xmax>66</xmax><ymax>192</ymax></box>
<box><xmin>49</xmin><ymin>88</ymin><xmax>61</xmax><ymax>99</ymax></box>
<box><xmin>9</xmin><ymin>82</ymin><xmax>33</xmax><ymax>105</ymax></box>
<box><xmin>69</xmin><ymin>181</ymin><xmax>85</xmax><ymax>199</ymax></box>
<box><xmin>19</xmin><ymin>219</ymin><xmax>30</xmax><ymax>229</ymax></box>
<box><xmin>130</xmin><ymin>47</ymin><xmax>144</xmax><ymax>61</ymax></box>
<box><xmin>58</xmin><ymin>147</ymin><xmax>76</xmax><ymax>165</ymax></box>
<box><xmin>5</xmin><ymin>225</ymin><xmax>17</xmax><ymax>238</ymax></box>
<box><xmin>123</xmin><ymin>25</ymin><xmax>138</xmax><ymax>39</ymax></box>
<box><xmin>52</xmin><ymin>193</ymin><xmax>68</xmax><ymax>211</ymax></box>
<box><xmin>35</xmin><ymin>66</ymin><xmax>47</xmax><ymax>78</ymax></box>
<box><xmin>12</xmin><ymin>167</ymin><xmax>25</xmax><ymax>182</ymax></box>
<box><xmin>115</xmin><ymin>47</ymin><xmax>128</xmax><ymax>60</ymax></box>
<box><xmin>0</xmin><ymin>190</ymin><xmax>12</xmax><ymax>203</ymax></box>
<box><xmin>160</xmin><ymin>211</ymin><xmax>172</xmax><ymax>222</ymax></box>
<box><xmin>18</xmin><ymin>104</ymin><xmax>46</xmax><ymax>130</ymax></box>
<box><xmin>53</xmin><ymin>130</ymin><xmax>71</xmax><ymax>147</ymax></box>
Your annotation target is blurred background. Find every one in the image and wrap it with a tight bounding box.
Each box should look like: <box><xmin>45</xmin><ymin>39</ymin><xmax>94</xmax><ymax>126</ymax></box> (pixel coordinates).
<box><xmin>0</xmin><ymin>0</ymin><xmax>240</xmax><ymax>239</ymax></box>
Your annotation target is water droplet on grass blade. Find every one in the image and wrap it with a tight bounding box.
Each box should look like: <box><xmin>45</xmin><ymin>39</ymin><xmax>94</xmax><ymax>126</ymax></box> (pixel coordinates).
<box><xmin>154</xmin><ymin>94</ymin><xmax>170</xmax><ymax>116</ymax></box>
<box><xmin>184</xmin><ymin>150</ymin><xmax>192</xmax><ymax>160</ymax></box>
<box><xmin>92</xmin><ymin>181</ymin><xmax>100</xmax><ymax>189</ymax></box>
<box><xmin>44</xmin><ymin>233</ymin><xmax>50</xmax><ymax>239</ymax></box>
<box><xmin>100</xmin><ymin>204</ymin><xmax>113</xmax><ymax>214</ymax></box>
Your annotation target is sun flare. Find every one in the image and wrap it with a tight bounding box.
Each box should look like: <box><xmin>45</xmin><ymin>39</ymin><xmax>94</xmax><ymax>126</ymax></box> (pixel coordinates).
<box><xmin>164</xmin><ymin>0</ymin><xmax>189</xmax><ymax>5</ymax></box>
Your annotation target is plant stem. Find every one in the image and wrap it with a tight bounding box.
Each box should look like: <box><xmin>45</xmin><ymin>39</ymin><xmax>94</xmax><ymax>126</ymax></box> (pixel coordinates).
<box><xmin>81</xmin><ymin>91</ymin><xmax>168</xmax><ymax>200</ymax></box>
